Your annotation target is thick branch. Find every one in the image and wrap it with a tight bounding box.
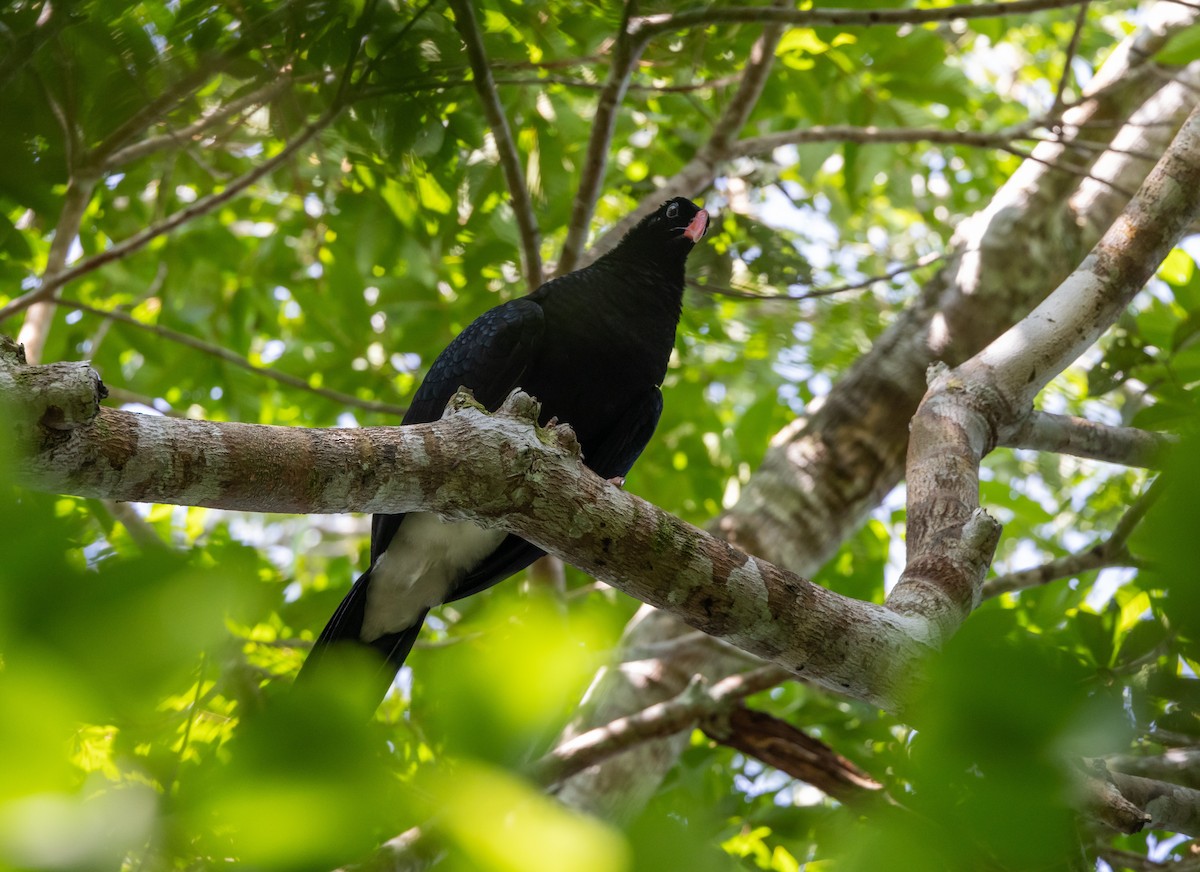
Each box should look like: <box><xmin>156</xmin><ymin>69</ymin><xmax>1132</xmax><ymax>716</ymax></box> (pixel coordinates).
<box><xmin>1002</xmin><ymin>410</ymin><xmax>1175</xmax><ymax>468</ymax></box>
<box><xmin>547</xmin><ymin>6</ymin><xmax>1199</xmax><ymax>821</ymax></box>
<box><xmin>984</xmin><ymin>104</ymin><xmax>1200</xmax><ymax>409</ymax></box>
<box><xmin>888</xmin><ymin>101</ymin><xmax>1200</xmax><ymax>646</ymax></box>
<box><xmin>447</xmin><ymin>0</ymin><xmax>543</xmax><ymax>290</ymax></box>
<box><xmin>1107</xmin><ymin>749</ymin><xmax>1200</xmax><ymax>791</ymax></box>
<box><xmin>1105</xmin><ymin>767</ymin><xmax>1200</xmax><ymax>837</ymax></box>
<box><xmin>703</xmin><ymin>706</ymin><xmax>885</xmax><ymax>805</ymax></box>
<box><xmin>2</xmin><ymin>349</ymin><xmax>930</xmax><ymax>711</ymax></box>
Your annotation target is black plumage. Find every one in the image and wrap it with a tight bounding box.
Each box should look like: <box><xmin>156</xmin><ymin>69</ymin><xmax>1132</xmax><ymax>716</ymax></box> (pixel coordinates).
<box><xmin>297</xmin><ymin>197</ymin><xmax>709</xmax><ymax>702</ymax></box>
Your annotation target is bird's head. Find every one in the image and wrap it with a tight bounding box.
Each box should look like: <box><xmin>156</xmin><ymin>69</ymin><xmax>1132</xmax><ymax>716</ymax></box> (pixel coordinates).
<box><xmin>614</xmin><ymin>197</ymin><xmax>710</xmax><ymax>265</ymax></box>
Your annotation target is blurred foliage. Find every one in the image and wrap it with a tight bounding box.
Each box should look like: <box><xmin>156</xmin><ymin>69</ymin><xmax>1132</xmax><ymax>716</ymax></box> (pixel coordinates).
<box><xmin>1</xmin><ymin>0</ymin><xmax>1198</xmax><ymax>870</ymax></box>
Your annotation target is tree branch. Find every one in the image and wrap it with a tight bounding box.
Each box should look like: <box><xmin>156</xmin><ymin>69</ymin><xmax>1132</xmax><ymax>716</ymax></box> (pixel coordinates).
<box><xmin>2</xmin><ymin>348</ymin><xmax>932</xmax><ymax>711</ymax></box>
<box><xmin>16</xmin><ymin>176</ymin><xmax>96</xmax><ymax>365</ymax></box>
<box><xmin>534</xmin><ymin>665</ymin><xmax>790</xmax><ymax>785</ymax></box>
<box><xmin>887</xmin><ymin>101</ymin><xmax>1200</xmax><ymax>646</ymax></box>
<box><xmin>1107</xmin><ymin>749</ymin><xmax>1200</xmax><ymax>791</ymax></box>
<box><xmin>703</xmin><ymin>705</ymin><xmax>886</xmax><ymax>805</ymax></box>
<box><xmin>65</xmin><ymin>300</ymin><xmax>408</xmax><ymax>418</ymax></box>
<box><xmin>687</xmin><ymin>252</ymin><xmax>943</xmax><ymax>302</ymax></box>
<box><xmin>982</xmin><ymin>545</ymin><xmax>1135</xmax><ymax>598</ymax></box>
<box><xmin>629</xmin><ymin>0</ymin><xmax>1093</xmax><ymax>37</ymax></box>
<box><xmin>984</xmin><ymin>455</ymin><xmax>1166</xmax><ymax>594</ymax></box>
<box><xmin>556</xmin><ymin>2</ymin><xmax>644</xmax><ymax>276</ymax></box>
<box><xmin>1050</xmin><ymin>0</ymin><xmax>1090</xmax><ymax>117</ymax></box>
<box><xmin>102</xmin><ymin>75</ymin><xmax>298</xmax><ymax>170</ymax></box>
<box><xmin>0</xmin><ymin>109</ymin><xmax>339</xmax><ymax>323</ymax></box>
<box><xmin>1102</xmin><ymin>765</ymin><xmax>1200</xmax><ymax>837</ymax></box>
<box><xmin>1001</xmin><ymin>410</ymin><xmax>1175</xmax><ymax>468</ymax></box>
<box><xmin>578</xmin><ymin>9</ymin><xmax>790</xmax><ymax>264</ymax></box>
<box><xmin>447</xmin><ymin>0</ymin><xmax>543</xmax><ymax>291</ymax></box>
<box><xmin>549</xmin><ymin>0</ymin><xmax>1199</xmax><ymax>825</ymax></box>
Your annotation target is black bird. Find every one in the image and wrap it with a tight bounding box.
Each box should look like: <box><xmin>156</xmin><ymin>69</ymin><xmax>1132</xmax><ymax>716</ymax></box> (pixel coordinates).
<box><xmin>298</xmin><ymin>197</ymin><xmax>709</xmax><ymax>702</ymax></box>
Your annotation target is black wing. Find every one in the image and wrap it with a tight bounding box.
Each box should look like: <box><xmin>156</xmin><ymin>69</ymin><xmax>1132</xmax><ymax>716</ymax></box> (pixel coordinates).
<box><xmin>371</xmin><ymin>298</ymin><xmax>545</xmax><ymax>565</ymax></box>
<box><xmin>579</xmin><ymin>385</ymin><xmax>664</xmax><ymax>481</ymax></box>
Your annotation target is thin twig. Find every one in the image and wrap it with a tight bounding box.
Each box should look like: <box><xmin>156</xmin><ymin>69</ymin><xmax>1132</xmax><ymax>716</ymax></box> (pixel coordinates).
<box><xmin>983</xmin><ymin>478</ymin><xmax>1161</xmax><ymax>597</ymax></box>
<box><xmin>104</xmin><ymin>75</ymin><xmax>298</xmax><ymax>170</ymax></box>
<box><xmin>448</xmin><ymin>0</ymin><xmax>543</xmax><ymax>290</ymax></box>
<box><xmin>1050</xmin><ymin>0</ymin><xmax>1090</xmax><ymax>117</ymax></box>
<box><xmin>732</xmin><ymin>123</ymin><xmax>1024</xmax><ymax>157</ymax></box>
<box><xmin>336</xmin><ymin>0</ymin><xmax>379</xmax><ymax>106</ymax></box>
<box><xmin>18</xmin><ymin>72</ymin><xmax>93</xmax><ymax>365</ymax></box>
<box><xmin>534</xmin><ymin>665</ymin><xmax>790</xmax><ymax>785</ymax></box>
<box><xmin>688</xmin><ymin>253</ymin><xmax>943</xmax><ymax>302</ymax></box>
<box><xmin>1028</xmin><ymin>133</ymin><xmax>1165</xmax><ymax>163</ymax></box>
<box><xmin>630</xmin><ymin>0</ymin><xmax>1093</xmax><ymax>37</ymax></box>
<box><xmin>65</xmin><ymin>300</ymin><xmax>409</xmax><ymax>418</ymax></box>
<box><xmin>1001</xmin><ymin>142</ymin><xmax>1138</xmax><ymax>199</ymax></box>
<box><xmin>354</xmin><ymin>0</ymin><xmax>440</xmax><ymax>90</ymax></box>
<box><xmin>493</xmin><ymin>73</ymin><xmax>742</xmax><ymax>93</ymax></box>
<box><xmin>92</xmin><ymin>65</ymin><xmax>222</xmax><ymax>164</ymax></box>
<box><xmin>579</xmin><ymin>11</ymin><xmax>791</xmax><ymax>264</ymax></box>
<box><xmin>0</xmin><ymin>109</ymin><xmax>339</xmax><ymax>323</ymax></box>
<box><xmin>705</xmin><ymin>0</ymin><xmax>791</xmax><ymax>154</ymax></box>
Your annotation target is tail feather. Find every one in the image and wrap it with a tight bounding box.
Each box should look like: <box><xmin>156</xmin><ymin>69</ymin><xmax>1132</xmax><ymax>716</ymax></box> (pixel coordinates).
<box><xmin>296</xmin><ymin>568</ymin><xmax>426</xmax><ymax>705</ymax></box>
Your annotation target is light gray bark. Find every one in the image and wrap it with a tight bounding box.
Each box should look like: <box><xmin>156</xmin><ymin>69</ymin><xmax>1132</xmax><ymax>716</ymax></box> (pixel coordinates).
<box><xmin>4</xmin><ymin>349</ymin><xmax>936</xmax><ymax>710</ymax></box>
<box><xmin>550</xmin><ymin>6</ymin><xmax>1200</xmax><ymax>822</ymax></box>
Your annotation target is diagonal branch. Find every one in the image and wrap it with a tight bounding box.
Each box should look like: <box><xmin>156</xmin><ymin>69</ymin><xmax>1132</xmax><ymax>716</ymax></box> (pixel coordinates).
<box><xmin>982</xmin><ymin>546</ymin><xmax>1136</xmax><ymax>598</ymax></box>
<box><xmin>983</xmin><ymin>478</ymin><xmax>1159</xmax><ymax>597</ymax></box>
<box><xmin>888</xmin><ymin>101</ymin><xmax>1200</xmax><ymax>646</ymax></box>
<box><xmin>579</xmin><ymin>10</ymin><xmax>790</xmax><ymax>265</ymax></box>
<box><xmin>0</xmin><ymin>108</ymin><xmax>339</xmax><ymax>323</ymax></box>
<box><xmin>65</xmin><ymin>300</ymin><xmax>408</xmax><ymax>417</ymax></box>
<box><xmin>103</xmin><ymin>75</ymin><xmax>298</xmax><ymax>170</ymax></box>
<box><xmin>1101</xmin><ymin>765</ymin><xmax>1200</xmax><ymax>837</ymax></box>
<box><xmin>534</xmin><ymin>665</ymin><xmax>790</xmax><ymax>785</ymax></box>
<box><xmin>556</xmin><ymin>1</ymin><xmax>645</xmax><ymax>276</ymax></box>
<box><xmin>1050</xmin><ymin>0</ymin><xmax>1091</xmax><ymax>116</ymax></box>
<box><xmin>447</xmin><ymin>0</ymin><xmax>543</xmax><ymax>290</ymax></box>
<box><xmin>687</xmin><ymin>253</ymin><xmax>943</xmax><ymax>302</ymax></box>
<box><xmin>16</xmin><ymin>178</ymin><xmax>96</xmax><ymax>366</ymax></box>
<box><xmin>547</xmin><ymin>0</ymin><xmax>1199</xmax><ymax>827</ymax></box>
<box><xmin>703</xmin><ymin>705</ymin><xmax>887</xmax><ymax>805</ymax></box>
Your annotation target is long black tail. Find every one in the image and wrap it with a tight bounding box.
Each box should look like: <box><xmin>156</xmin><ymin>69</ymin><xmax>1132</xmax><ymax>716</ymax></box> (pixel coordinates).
<box><xmin>295</xmin><ymin>568</ymin><xmax>427</xmax><ymax>706</ymax></box>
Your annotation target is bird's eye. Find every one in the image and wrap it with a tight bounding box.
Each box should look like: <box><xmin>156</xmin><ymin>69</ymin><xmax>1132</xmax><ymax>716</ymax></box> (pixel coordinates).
<box><xmin>666</xmin><ymin>202</ymin><xmax>679</xmax><ymax>219</ymax></box>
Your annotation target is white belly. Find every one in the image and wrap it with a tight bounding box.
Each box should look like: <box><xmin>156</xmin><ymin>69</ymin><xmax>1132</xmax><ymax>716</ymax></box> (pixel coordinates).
<box><xmin>360</xmin><ymin>513</ymin><xmax>506</xmax><ymax>641</ymax></box>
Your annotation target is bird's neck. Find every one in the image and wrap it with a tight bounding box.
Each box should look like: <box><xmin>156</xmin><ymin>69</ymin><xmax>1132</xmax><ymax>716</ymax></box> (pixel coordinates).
<box><xmin>590</xmin><ymin>250</ymin><xmax>687</xmax><ymax>321</ymax></box>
